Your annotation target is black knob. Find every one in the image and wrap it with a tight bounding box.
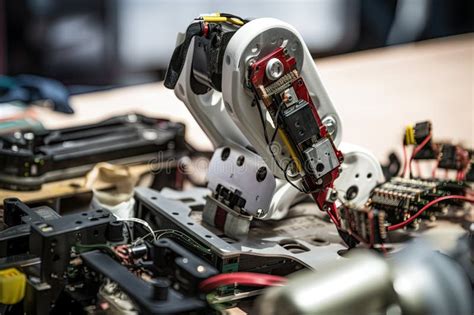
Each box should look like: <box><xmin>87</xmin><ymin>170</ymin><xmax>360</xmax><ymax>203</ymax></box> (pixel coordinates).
<box><xmin>106</xmin><ymin>221</ymin><xmax>124</xmax><ymax>242</ymax></box>
<box><xmin>152</xmin><ymin>278</ymin><xmax>171</xmax><ymax>301</ymax></box>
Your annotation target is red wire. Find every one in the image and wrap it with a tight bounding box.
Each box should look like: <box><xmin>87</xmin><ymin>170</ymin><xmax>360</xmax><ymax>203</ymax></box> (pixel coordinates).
<box><xmin>408</xmin><ymin>134</ymin><xmax>432</xmax><ymax>177</ymax></box>
<box><xmin>387</xmin><ymin>195</ymin><xmax>474</xmax><ymax>231</ymax></box>
<box><xmin>199</xmin><ymin>272</ymin><xmax>286</xmax><ymax>293</ymax></box>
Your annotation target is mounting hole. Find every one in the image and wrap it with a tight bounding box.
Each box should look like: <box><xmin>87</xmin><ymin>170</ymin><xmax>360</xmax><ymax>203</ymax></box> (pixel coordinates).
<box><xmin>337</xmin><ymin>249</ymin><xmax>350</xmax><ymax>257</ymax></box>
<box><xmin>279</xmin><ymin>239</ymin><xmax>309</xmax><ymax>254</ymax></box>
<box><xmin>256</xmin><ymin>167</ymin><xmax>267</xmax><ymax>182</ymax></box>
<box><xmin>179</xmin><ymin>198</ymin><xmax>196</xmax><ymax>204</ymax></box>
<box><xmin>355</xmin><ymin>173</ymin><xmax>360</xmax><ymax>178</ymax></box>
<box><xmin>82</xmin><ymin>213</ymin><xmax>88</xmax><ymax>216</ymax></box>
<box><xmin>172</xmin><ymin>212</ymin><xmax>179</xmax><ymax>216</ymax></box>
<box><xmin>251</xmin><ymin>44</ymin><xmax>260</xmax><ymax>54</ymax></box>
<box><xmin>291</xmin><ymin>42</ymin><xmax>299</xmax><ymax>51</ymax></box>
<box><xmin>96</xmin><ymin>209</ymin><xmax>103</xmax><ymax>213</ymax></box>
<box><xmin>367</xmin><ymin>173</ymin><xmax>373</xmax><ymax>179</ymax></box>
<box><xmin>316</xmin><ymin>163</ymin><xmax>325</xmax><ymax>172</ymax></box>
<box><xmin>345</xmin><ymin>185</ymin><xmax>359</xmax><ymax>201</ymax></box>
<box><xmin>221</xmin><ymin>147</ymin><xmax>231</xmax><ymax>161</ymax></box>
<box><xmin>236</xmin><ymin>155</ymin><xmax>245</xmax><ymax>166</ymax></box>
<box><xmin>311</xmin><ymin>238</ymin><xmax>329</xmax><ymax>246</ymax></box>
<box><xmin>90</xmin><ymin>217</ymin><xmax>98</xmax><ymax>221</ymax></box>
<box><xmin>187</xmin><ymin>222</ymin><xmax>194</xmax><ymax>226</ymax></box>
<box><xmin>75</xmin><ymin>221</ymin><xmax>82</xmax><ymax>225</ymax></box>
<box><xmin>151</xmin><ymin>196</ymin><xmax>157</xmax><ymax>200</ymax></box>
<box><xmin>225</xmin><ymin>55</ymin><xmax>231</xmax><ymax>65</ymax></box>
<box><xmin>205</xmin><ymin>235</ymin><xmax>213</xmax><ymax>239</ymax></box>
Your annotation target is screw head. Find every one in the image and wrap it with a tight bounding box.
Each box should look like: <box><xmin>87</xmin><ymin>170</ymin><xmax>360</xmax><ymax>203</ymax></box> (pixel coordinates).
<box><xmin>256</xmin><ymin>208</ymin><xmax>266</xmax><ymax>218</ymax></box>
<box><xmin>266</xmin><ymin>58</ymin><xmax>284</xmax><ymax>80</ymax></box>
<box><xmin>322</xmin><ymin>116</ymin><xmax>337</xmax><ymax>136</ymax></box>
<box><xmin>197</xmin><ymin>265</ymin><xmax>206</xmax><ymax>273</ymax></box>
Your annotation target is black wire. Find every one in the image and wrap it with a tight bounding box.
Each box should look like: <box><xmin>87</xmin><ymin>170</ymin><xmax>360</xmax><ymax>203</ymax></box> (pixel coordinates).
<box><xmin>219</xmin><ymin>13</ymin><xmax>250</xmax><ymax>23</ymax></box>
<box><xmin>270</xmin><ymin>103</ymin><xmax>283</xmax><ymax>144</ymax></box>
<box><xmin>284</xmin><ymin>160</ymin><xmax>304</xmax><ymax>192</ymax></box>
<box><xmin>255</xmin><ymin>98</ymin><xmax>285</xmax><ymax>172</ymax></box>
<box><xmin>124</xmin><ymin>221</ymin><xmax>133</xmax><ymax>242</ymax></box>
<box><xmin>254</xmin><ymin>95</ymin><xmax>305</xmax><ymax>193</ymax></box>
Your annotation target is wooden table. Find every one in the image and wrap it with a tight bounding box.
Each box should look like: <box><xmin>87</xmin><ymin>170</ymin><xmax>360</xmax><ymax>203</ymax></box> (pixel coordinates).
<box><xmin>32</xmin><ymin>34</ymin><xmax>473</xmax><ymax>163</ymax></box>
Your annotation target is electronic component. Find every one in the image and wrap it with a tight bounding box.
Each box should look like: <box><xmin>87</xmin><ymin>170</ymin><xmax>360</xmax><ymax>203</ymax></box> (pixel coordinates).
<box><xmin>403</xmin><ymin>121</ymin><xmax>437</xmax><ymax>160</ymax></box>
<box><xmin>339</xmin><ymin>206</ymin><xmax>386</xmax><ymax>245</ymax></box>
<box><xmin>281</xmin><ymin>100</ymin><xmax>319</xmax><ymax>145</ymax></box>
<box><xmin>438</xmin><ymin>143</ymin><xmax>470</xmax><ymax>171</ymax></box>
<box><xmin>368</xmin><ymin>177</ymin><xmax>467</xmax><ymax>227</ymax></box>
<box><xmin>0</xmin><ymin>114</ymin><xmax>186</xmax><ymax>191</ymax></box>
<box><xmin>0</xmin><ymin>198</ymin><xmax>220</xmax><ymax>314</ymax></box>
<box><xmin>0</xmin><ymin>198</ymin><xmax>61</xmax><ymax>257</ymax></box>
<box><xmin>82</xmin><ymin>238</ymin><xmax>218</xmax><ymax>314</ymax></box>
<box><xmin>249</xmin><ymin>47</ymin><xmax>343</xmax><ymax>198</ymax></box>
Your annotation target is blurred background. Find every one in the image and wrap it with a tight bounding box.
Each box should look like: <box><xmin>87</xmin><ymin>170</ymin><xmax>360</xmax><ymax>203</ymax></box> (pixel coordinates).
<box><xmin>1</xmin><ymin>0</ymin><xmax>472</xmax><ymax>89</ymax></box>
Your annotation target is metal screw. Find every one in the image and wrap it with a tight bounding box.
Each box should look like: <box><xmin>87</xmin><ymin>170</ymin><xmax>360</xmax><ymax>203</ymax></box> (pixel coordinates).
<box><xmin>266</xmin><ymin>58</ymin><xmax>284</xmax><ymax>80</ymax></box>
<box><xmin>322</xmin><ymin>116</ymin><xmax>337</xmax><ymax>136</ymax></box>
<box><xmin>24</xmin><ymin>132</ymin><xmax>34</xmax><ymax>141</ymax></box>
<box><xmin>256</xmin><ymin>208</ymin><xmax>266</xmax><ymax>218</ymax></box>
<box><xmin>197</xmin><ymin>265</ymin><xmax>206</xmax><ymax>273</ymax></box>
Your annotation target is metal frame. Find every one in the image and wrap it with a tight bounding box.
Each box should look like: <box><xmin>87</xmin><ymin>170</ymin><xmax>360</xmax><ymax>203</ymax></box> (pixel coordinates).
<box><xmin>135</xmin><ymin>187</ymin><xmax>346</xmax><ymax>271</ymax></box>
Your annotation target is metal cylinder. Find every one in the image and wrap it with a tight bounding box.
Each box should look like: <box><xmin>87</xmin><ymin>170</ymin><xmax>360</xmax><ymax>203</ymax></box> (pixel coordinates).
<box><xmin>257</xmin><ymin>250</ymin><xmax>395</xmax><ymax>315</ymax></box>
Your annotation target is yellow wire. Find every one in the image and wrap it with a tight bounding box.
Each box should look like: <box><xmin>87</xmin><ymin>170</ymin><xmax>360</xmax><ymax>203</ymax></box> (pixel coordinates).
<box><xmin>201</xmin><ymin>16</ymin><xmax>244</xmax><ymax>26</ymax></box>
<box><xmin>277</xmin><ymin>129</ymin><xmax>302</xmax><ymax>172</ymax></box>
<box><xmin>405</xmin><ymin>125</ymin><xmax>415</xmax><ymax>145</ymax></box>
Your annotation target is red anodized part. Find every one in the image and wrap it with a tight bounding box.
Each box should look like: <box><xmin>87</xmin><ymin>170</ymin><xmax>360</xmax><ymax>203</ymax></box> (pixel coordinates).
<box><xmin>249</xmin><ymin>47</ymin><xmax>343</xmax><ymax>210</ymax></box>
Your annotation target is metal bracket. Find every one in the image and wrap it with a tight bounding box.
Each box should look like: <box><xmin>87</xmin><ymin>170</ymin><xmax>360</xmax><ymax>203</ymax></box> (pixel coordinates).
<box><xmin>135</xmin><ymin>187</ymin><xmax>345</xmax><ymax>272</ymax></box>
<box><xmin>207</xmin><ymin>144</ymin><xmax>276</xmax><ymax>218</ymax></box>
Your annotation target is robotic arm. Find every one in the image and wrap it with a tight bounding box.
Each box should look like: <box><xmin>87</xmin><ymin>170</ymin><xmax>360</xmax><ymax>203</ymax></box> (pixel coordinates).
<box><xmin>165</xmin><ymin>14</ymin><xmax>382</xmax><ymax>239</ymax></box>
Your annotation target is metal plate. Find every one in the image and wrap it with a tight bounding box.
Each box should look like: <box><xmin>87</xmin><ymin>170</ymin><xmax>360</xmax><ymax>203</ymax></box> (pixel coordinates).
<box><xmin>135</xmin><ymin>187</ymin><xmax>346</xmax><ymax>270</ymax></box>
<box><xmin>207</xmin><ymin>145</ymin><xmax>276</xmax><ymax>217</ymax></box>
